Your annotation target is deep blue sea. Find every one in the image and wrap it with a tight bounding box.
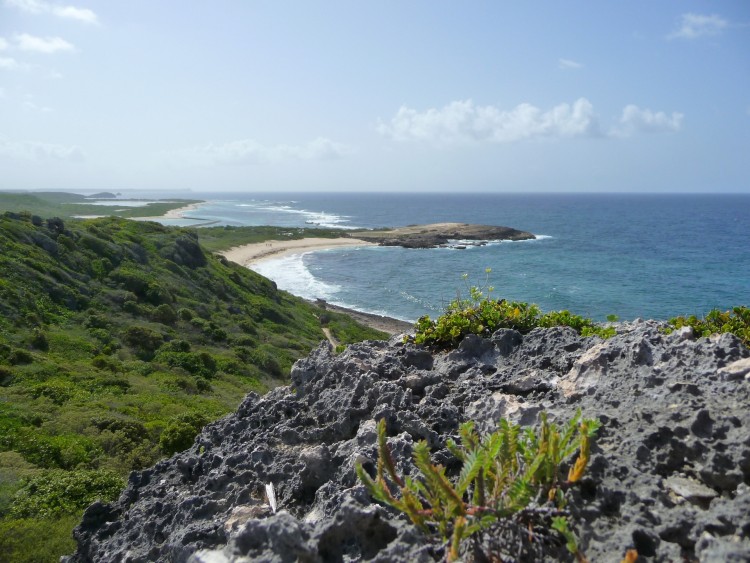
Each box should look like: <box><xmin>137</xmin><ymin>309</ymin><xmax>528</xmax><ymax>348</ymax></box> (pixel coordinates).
<box><xmin>142</xmin><ymin>192</ymin><xmax>750</xmax><ymax>323</ymax></box>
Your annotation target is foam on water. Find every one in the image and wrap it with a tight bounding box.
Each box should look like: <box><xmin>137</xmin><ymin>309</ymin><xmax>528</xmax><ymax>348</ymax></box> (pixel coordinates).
<box><xmin>236</xmin><ymin>200</ymin><xmax>359</xmax><ymax>229</ymax></box>
<box><xmin>250</xmin><ymin>253</ymin><xmax>341</xmax><ymax>301</ymax></box>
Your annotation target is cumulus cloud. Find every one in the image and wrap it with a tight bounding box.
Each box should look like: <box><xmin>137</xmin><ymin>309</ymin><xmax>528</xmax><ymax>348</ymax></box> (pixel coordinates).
<box><xmin>559</xmin><ymin>58</ymin><xmax>583</xmax><ymax>70</ymax></box>
<box><xmin>668</xmin><ymin>13</ymin><xmax>728</xmax><ymax>40</ymax></box>
<box><xmin>174</xmin><ymin>137</ymin><xmax>352</xmax><ymax>165</ymax></box>
<box><xmin>4</xmin><ymin>0</ymin><xmax>98</xmax><ymax>24</ymax></box>
<box><xmin>612</xmin><ymin>105</ymin><xmax>683</xmax><ymax>136</ymax></box>
<box><xmin>377</xmin><ymin>98</ymin><xmax>602</xmax><ymax>144</ymax></box>
<box><xmin>16</xmin><ymin>33</ymin><xmax>74</xmax><ymax>53</ymax></box>
<box><xmin>0</xmin><ymin>138</ymin><xmax>85</xmax><ymax>161</ymax></box>
<box><xmin>378</xmin><ymin>99</ymin><xmax>684</xmax><ymax>145</ymax></box>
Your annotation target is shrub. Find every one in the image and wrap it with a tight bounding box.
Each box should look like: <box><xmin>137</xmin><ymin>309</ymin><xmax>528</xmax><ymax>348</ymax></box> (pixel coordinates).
<box><xmin>153</xmin><ymin>303</ymin><xmax>178</xmax><ymax>325</ymax></box>
<box><xmin>412</xmin><ymin>271</ymin><xmax>615</xmax><ymax>348</ymax></box>
<box><xmin>667</xmin><ymin>306</ymin><xmax>750</xmax><ymax>347</ymax></box>
<box><xmin>123</xmin><ymin>326</ymin><xmax>164</xmax><ymax>359</ymax></box>
<box><xmin>9</xmin><ymin>469</ymin><xmax>124</xmax><ymax>518</ymax></box>
<box><xmin>159</xmin><ymin>413</ymin><xmax>209</xmax><ymax>456</ymax></box>
<box><xmin>8</xmin><ymin>349</ymin><xmax>33</xmax><ymax>366</ymax></box>
<box><xmin>154</xmin><ymin>350</ymin><xmax>217</xmax><ymax>379</ymax></box>
<box><xmin>358</xmin><ymin>413</ymin><xmax>599</xmax><ymax>561</ymax></box>
<box><xmin>177</xmin><ymin>307</ymin><xmax>194</xmax><ymax>321</ymax></box>
<box><xmin>30</xmin><ymin>328</ymin><xmax>48</xmax><ymax>351</ymax></box>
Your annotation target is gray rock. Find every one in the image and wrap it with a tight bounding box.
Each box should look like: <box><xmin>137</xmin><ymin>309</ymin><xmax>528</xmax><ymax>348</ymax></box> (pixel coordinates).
<box><xmin>65</xmin><ymin>325</ymin><xmax>750</xmax><ymax>562</ymax></box>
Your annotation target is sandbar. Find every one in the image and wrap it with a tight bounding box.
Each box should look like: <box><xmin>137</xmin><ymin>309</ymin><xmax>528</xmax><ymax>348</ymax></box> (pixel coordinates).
<box><xmin>219</xmin><ymin>237</ymin><xmax>375</xmax><ymax>268</ymax></box>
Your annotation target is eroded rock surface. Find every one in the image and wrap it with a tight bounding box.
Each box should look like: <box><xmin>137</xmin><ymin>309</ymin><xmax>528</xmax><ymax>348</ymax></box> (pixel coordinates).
<box><xmin>65</xmin><ymin>321</ymin><xmax>750</xmax><ymax>562</ymax></box>
<box><xmin>353</xmin><ymin>222</ymin><xmax>535</xmax><ymax>248</ymax></box>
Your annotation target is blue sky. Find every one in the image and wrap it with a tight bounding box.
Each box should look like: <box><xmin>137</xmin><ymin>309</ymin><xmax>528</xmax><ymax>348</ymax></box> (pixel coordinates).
<box><xmin>0</xmin><ymin>1</ymin><xmax>748</xmax><ymax>192</ymax></box>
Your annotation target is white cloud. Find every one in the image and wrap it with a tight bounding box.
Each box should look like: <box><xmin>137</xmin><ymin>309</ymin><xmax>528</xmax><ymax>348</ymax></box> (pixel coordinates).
<box><xmin>0</xmin><ymin>38</ymin><xmax>8</xmax><ymax>50</ymax></box>
<box><xmin>0</xmin><ymin>138</ymin><xmax>85</xmax><ymax>161</ymax></box>
<box><xmin>4</xmin><ymin>0</ymin><xmax>98</xmax><ymax>24</ymax></box>
<box><xmin>174</xmin><ymin>137</ymin><xmax>352</xmax><ymax>165</ymax></box>
<box><xmin>668</xmin><ymin>13</ymin><xmax>728</xmax><ymax>40</ymax></box>
<box><xmin>16</xmin><ymin>33</ymin><xmax>75</xmax><ymax>54</ymax></box>
<box><xmin>559</xmin><ymin>58</ymin><xmax>583</xmax><ymax>70</ymax></box>
<box><xmin>0</xmin><ymin>56</ymin><xmax>29</xmax><ymax>70</ymax></box>
<box><xmin>613</xmin><ymin>105</ymin><xmax>683</xmax><ymax>136</ymax></box>
<box><xmin>52</xmin><ymin>5</ymin><xmax>97</xmax><ymax>24</ymax></box>
<box><xmin>377</xmin><ymin>98</ymin><xmax>602</xmax><ymax>144</ymax></box>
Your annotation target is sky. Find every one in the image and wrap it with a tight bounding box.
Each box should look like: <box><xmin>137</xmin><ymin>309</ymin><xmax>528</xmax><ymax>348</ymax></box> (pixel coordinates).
<box><xmin>0</xmin><ymin>1</ymin><xmax>748</xmax><ymax>193</ymax></box>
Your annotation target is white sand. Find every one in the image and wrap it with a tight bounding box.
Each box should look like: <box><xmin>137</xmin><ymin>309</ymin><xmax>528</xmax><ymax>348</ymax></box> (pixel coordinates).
<box><xmin>133</xmin><ymin>201</ymin><xmax>206</xmax><ymax>221</ymax></box>
<box><xmin>220</xmin><ymin>237</ymin><xmax>375</xmax><ymax>267</ymax></box>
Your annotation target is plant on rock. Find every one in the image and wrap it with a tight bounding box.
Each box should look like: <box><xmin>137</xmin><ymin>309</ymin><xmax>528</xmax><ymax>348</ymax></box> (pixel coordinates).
<box><xmin>357</xmin><ymin>412</ymin><xmax>600</xmax><ymax>562</ymax></box>
<box><xmin>667</xmin><ymin>306</ymin><xmax>750</xmax><ymax>347</ymax></box>
<box><xmin>411</xmin><ymin>271</ymin><xmax>616</xmax><ymax>348</ymax></box>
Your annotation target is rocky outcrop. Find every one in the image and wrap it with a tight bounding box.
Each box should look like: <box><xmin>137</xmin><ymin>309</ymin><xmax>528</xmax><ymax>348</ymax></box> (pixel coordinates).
<box><xmin>353</xmin><ymin>222</ymin><xmax>535</xmax><ymax>248</ymax></box>
<box><xmin>65</xmin><ymin>322</ymin><xmax>750</xmax><ymax>562</ymax></box>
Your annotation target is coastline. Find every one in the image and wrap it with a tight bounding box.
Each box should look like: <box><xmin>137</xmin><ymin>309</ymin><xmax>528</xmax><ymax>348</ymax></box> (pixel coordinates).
<box><xmin>133</xmin><ymin>201</ymin><xmax>207</xmax><ymax>221</ymax></box>
<box><xmin>219</xmin><ymin>237</ymin><xmax>413</xmax><ymax>335</ymax></box>
<box><xmin>219</xmin><ymin>237</ymin><xmax>375</xmax><ymax>267</ymax></box>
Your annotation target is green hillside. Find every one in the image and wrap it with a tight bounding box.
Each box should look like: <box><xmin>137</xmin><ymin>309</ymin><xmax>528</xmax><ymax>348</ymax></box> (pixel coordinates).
<box><xmin>0</xmin><ymin>191</ymin><xmax>200</xmax><ymax>219</ymax></box>
<box><xmin>0</xmin><ymin>211</ymin><xmax>385</xmax><ymax>562</ymax></box>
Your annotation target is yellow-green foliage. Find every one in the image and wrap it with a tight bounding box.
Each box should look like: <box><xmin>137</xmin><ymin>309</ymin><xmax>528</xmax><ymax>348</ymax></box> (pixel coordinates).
<box><xmin>357</xmin><ymin>413</ymin><xmax>599</xmax><ymax>561</ymax></box>
<box><xmin>667</xmin><ymin>306</ymin><xmax>750</xmax><ymax>347</ymax></box>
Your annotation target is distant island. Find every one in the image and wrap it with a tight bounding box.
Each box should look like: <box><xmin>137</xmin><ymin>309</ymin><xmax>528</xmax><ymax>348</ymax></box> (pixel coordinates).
<box><xmin>352</xmin><ymin>222</ymin><xmax>536</xmax><ymax>248</ymax></box>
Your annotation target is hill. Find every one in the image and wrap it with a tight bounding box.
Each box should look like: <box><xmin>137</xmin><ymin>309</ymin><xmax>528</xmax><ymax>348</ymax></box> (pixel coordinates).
<box><xmin>0</xmin><ymin>211</ymin><xmax>385</xmax><ymax>562</ymax></box>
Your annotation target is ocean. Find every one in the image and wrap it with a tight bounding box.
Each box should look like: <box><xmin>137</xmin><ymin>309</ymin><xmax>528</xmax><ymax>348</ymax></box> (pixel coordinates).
<box><xmin>147</xmin><ymin>192</ymin><xmax>750</xmax><ymax>323</ymax></box>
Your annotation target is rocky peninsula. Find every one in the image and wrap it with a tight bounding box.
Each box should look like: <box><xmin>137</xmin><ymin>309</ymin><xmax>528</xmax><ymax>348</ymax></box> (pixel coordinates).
<box><xmin>66</xmin><ymin>321</ymin><xmax>750</xmax><ymax>562</ymax></box>
<box><xmin>351</xmin><ymin>222</ymin><xmax>536</xmax><ymax>248</ymax></box>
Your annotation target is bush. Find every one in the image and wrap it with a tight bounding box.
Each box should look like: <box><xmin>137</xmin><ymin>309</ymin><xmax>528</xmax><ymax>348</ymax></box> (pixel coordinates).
<box><xmin>159</xmin><ymin>413</ymin><xmax>209</xmax><ymax>456</ymax></box>
<box><xmin>9</xmin><ymin>469</ymin><xmax>124</xmax><ymax>518</ymax></box>
<box><xmin>667</xmin><ymin>306</ymin><xmax>750</xmax><ymax>347</ymax></box>
<box><xmin>153</xmin><ymin>303</ymin><xmax>177</xmax><ymax>325</ymax></box>
<box><xmin>412</xmin><ymin>272</ymin><xmax>615</xmax><ymax>348</ymax></box>
<box><xmin>123</xmin><ymin>326</ymin><xmax>164</xmax><ymax>359</ymax></box>
<box><xmin>177</xmin><ymin>307</ymin><xmax>194</xmax><ymax>321</ymax></box>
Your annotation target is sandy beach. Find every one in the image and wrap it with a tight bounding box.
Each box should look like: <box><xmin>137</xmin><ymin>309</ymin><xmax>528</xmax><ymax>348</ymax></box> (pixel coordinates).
<box><xmin>219</xmin><ymin>237</ymin><xmax>376</xmax><ymax>268</ymax></box>
<box><xmin>133</xmin><ymin>201</ymin><xmax>206</xmax><ymax>221</ymax></box>
<box><xmin>219</xmin><ymin>237</ymin><xmax>413</xmax><ymax>335</ymax></box>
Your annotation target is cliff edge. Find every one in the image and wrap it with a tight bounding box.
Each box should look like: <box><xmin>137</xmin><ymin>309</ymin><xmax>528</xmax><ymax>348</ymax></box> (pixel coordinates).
<box><xmin>66</xmin><ymin>321</ymin><xmax>750</xmax><ymax>562</ymax></box>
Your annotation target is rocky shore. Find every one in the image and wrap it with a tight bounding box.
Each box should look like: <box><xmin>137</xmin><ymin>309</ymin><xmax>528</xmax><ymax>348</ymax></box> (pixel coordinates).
<box><xmin>352</xmin><ymin>222</ymin><xmax>536</xmax><ymax>248</ymax></box>
<box><xmin>66</xmin><ymin>321</ymin><xmax>750</xmax><ymax>562</ymax></box>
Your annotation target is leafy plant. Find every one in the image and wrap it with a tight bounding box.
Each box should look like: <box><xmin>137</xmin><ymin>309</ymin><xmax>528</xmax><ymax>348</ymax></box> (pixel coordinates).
<box><xmin>666</xmin><ymin>306</ymin><xmax>750</xmax><ymax>347</ymax></box>
<box><xmin>357</xmin><ymin>413</ymin><xmax>600</xmax><ymax>562</ymax></box>
<box><xmin>412</xmin><ymin>277</ymin><xmax>616</xmax><ymax>349</ymax></box>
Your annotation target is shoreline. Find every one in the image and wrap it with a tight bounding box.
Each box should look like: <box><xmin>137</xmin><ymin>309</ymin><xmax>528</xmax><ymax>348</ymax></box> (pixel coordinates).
<box><xmin>219</xmin><ymin>237</ymin><xmax>375</xmax><ymax>267</ymax></box>
<box><xmin>133</xmin><ymin>201</ymin><xmax>207</xmax><ymax>221</ymax></box>
<box><xmin>219</xmin><ymin>237</ymin><xmax>413</xmax><ymax>335</ymax></box>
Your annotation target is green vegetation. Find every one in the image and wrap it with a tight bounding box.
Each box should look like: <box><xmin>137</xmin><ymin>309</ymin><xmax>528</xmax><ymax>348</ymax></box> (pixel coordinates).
<box><xmin>0</xmin><ymin>211</ymin><xmax>385</xmax><ymax>561</ymax></box>
<box><xmin>411</xmin><ymin>270</ymin><xmax>615</xmax><ymax>348</ymax></box>
<box><xmin>357</xmin><ymin>413</ymin><xmax>599</xmax><ymax>561</ymax></box>
<box><xmin>197</xmin><ymin>225</ymin><xmax>352</xmax><ymax>252</ymax></box>
<box><xmin>666</xmin><ymin>306</ymin><xmax>750</xmax><ymax>347</ymax></box>
<box><xmin>0</xmin><ymin>190</ymin><xmax>201</xmax><ymax>220</ymax></box>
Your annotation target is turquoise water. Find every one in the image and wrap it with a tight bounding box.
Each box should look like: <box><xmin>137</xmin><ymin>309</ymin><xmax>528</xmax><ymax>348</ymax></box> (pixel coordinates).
<box><xmin>161</xmin><ymin>192</ymin><xmax>750</xmax><ymax>322</ymax></box>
